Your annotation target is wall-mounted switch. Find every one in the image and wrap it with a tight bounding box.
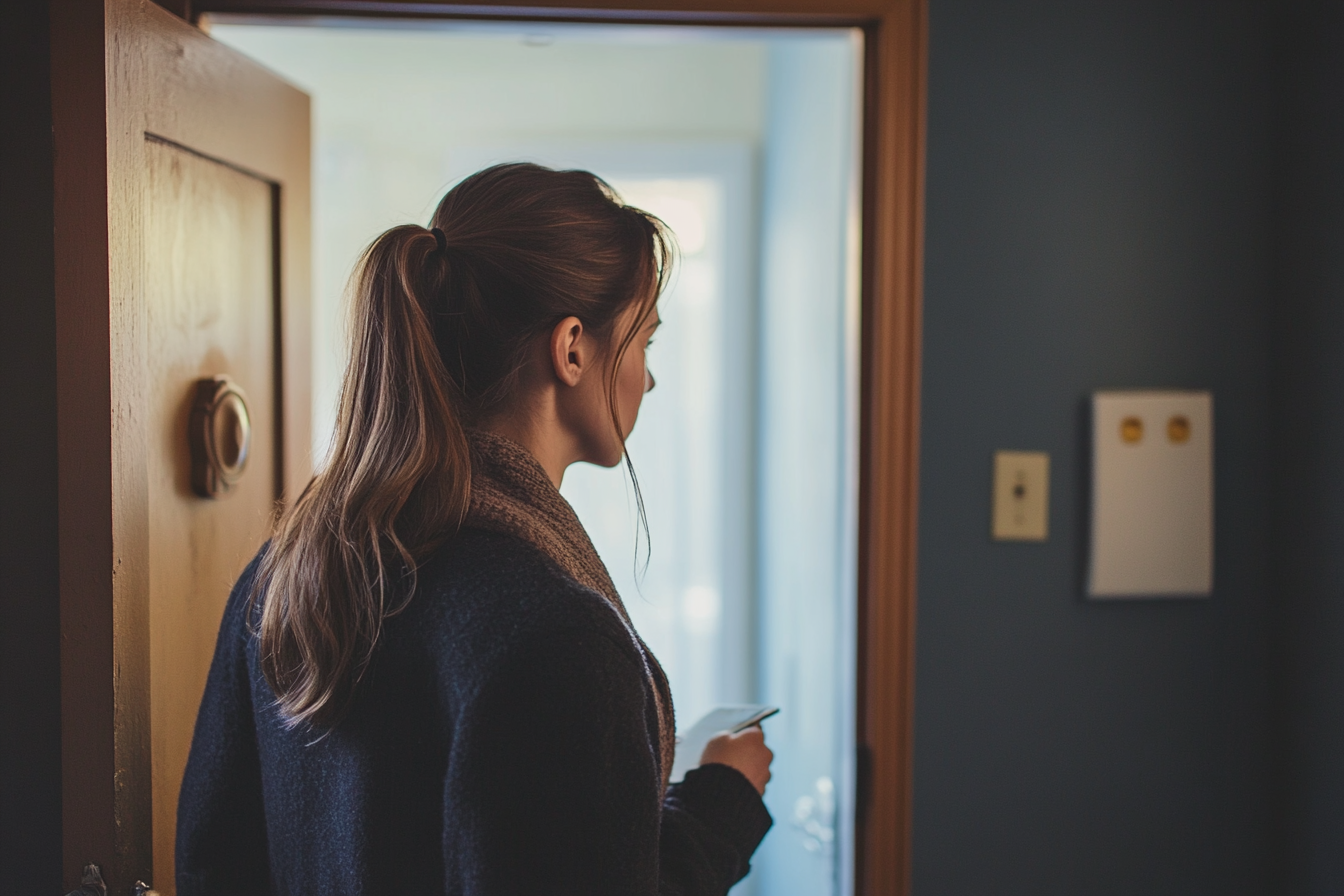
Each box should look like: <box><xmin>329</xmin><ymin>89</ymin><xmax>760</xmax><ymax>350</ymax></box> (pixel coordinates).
<box><xmin>1088</xmin><ymin>390</ymin><xmax>1212</xmax><ymax>598</ymax></box>
<box><xmin>992</xmin><ymin>451</ymin><xmax>1049</xmax><ymax>541</ymax></box>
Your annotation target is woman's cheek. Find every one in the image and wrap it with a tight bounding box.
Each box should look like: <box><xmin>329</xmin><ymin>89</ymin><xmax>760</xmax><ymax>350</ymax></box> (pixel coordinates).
<box><xmin>621</xmin><ymin>353</ymin><xmax>646</xmax><ymax>431</ymax></box>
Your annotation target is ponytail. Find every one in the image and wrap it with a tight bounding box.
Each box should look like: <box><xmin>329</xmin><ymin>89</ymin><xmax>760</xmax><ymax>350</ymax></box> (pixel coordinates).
<box><xmin>256</xmin><ymin>225</ymin><xmax>469</xmax><ymax>729</ymax></box>
<box><xmin>255</xmin><ymin>163</ymin><xmax>672</xmax><ymax>729</ymax></box>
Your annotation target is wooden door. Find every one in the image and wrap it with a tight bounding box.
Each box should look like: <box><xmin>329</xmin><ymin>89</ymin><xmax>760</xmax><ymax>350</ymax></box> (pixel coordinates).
<box><xmin>52</xmin><ymin>2</ymin><xmax>311</xmax><ymax>892</ymax></box>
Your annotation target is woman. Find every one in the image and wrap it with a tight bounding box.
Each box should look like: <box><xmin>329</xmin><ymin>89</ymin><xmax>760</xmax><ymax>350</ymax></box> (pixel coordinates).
<box><xmin>177</xmin><ymin>163</ymin><xmax>774</xmax><ymax>895</ymax></box>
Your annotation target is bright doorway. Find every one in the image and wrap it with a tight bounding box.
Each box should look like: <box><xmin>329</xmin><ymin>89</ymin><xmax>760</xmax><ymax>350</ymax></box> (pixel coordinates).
<box><xmin>207</xmin><ymin>18</ymin><xmax>862</xmax><ymax>894</ymax></box>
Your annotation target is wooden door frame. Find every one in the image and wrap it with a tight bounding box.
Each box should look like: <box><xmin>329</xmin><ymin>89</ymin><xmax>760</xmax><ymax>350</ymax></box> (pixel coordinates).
<box><xmin>57</xmin><ymin>0</ymin><xmax>924</xmax><ymax>891</ymax></box>
<box><xmin>51</xmin><ymin>1</ymin><xmax>311</xmax><ymax>890</ymax></box>
<box><xmin>194</xmin><ymin>5</ymin><xmax>926</xmax><ymax>893</ymax></box>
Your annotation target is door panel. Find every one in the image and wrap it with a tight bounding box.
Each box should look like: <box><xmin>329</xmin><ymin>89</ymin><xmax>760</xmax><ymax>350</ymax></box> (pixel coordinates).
<box><xmin>144</xmin><ymin>138</ymin><xmax>279</xmax><ymax>894</ymax></box>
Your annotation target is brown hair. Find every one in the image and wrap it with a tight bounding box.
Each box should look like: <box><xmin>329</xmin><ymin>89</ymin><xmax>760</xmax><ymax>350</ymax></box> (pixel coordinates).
<box><xmin>256</xmin><ymin>163</ymin><xmax>672</xmax><ymax>728</ymax></box>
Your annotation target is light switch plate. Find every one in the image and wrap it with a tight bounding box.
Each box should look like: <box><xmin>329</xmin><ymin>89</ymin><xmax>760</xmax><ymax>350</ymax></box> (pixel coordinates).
<box><xmin>992</xmin><ymin>451</ymin><xmax>1049</xmax><ymax>541</ymax></box>
<box><xmin>1088</xmin><ymin>390</ymin><xmax>1213</xmax><ymax>598</ymax></box>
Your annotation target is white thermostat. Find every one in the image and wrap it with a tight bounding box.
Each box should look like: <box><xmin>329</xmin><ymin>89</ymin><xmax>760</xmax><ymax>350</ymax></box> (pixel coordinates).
<box><xmin>1088</xmin><ymin>390</ymin><xmax>1213</xmax><ymax>598</ymax></box>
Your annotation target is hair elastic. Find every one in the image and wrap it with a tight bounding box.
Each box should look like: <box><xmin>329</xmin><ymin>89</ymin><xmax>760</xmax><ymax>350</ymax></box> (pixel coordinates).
<box><xmin>431</xmin><ymin>227</ymin><xmax>449</xmax><ymax>256</ymax></box>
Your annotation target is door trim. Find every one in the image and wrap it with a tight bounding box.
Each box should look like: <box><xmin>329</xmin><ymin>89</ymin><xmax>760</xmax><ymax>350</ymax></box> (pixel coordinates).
<box><xmin>198</xmin><ymin>2</ymin><xmax>926</xmax><ymax>893</ymax></box>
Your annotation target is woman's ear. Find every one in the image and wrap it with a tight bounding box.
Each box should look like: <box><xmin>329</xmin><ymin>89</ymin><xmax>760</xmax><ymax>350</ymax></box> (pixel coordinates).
<box><xmin>548</xmin><ymin>315</ymin><xmax>588</xmax><ymax>387</ymax></box>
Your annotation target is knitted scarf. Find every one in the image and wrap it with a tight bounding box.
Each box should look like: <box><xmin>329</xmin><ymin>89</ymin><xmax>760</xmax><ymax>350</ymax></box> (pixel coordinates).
<box><xmin>462</xmin><ymin>429</ymin><xmax>677</xmax><ymax>791</ymax></box>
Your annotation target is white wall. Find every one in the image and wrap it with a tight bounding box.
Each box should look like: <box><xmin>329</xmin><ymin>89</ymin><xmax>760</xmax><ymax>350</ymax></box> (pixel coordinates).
<box><xmin>753</xmin><ymin>34</ymin><xmax>862</xmax><ymax>896</ymax></box>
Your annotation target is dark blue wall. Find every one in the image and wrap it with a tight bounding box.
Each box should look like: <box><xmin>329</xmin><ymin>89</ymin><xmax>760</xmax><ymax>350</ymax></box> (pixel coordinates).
<box><xmin>1270</xmin><ymin>2</ymin><xmax>1344</xmax><ymax>893</ymax></box>
<box><xmin>0</xmin><ymin>1</ymin><xmax>63</xmax><ymax>892</ymax></box>
<box><xmin>914</xmin><ymin>2</ymin><xmax>1275</xmax><ymax>892</ymax></box>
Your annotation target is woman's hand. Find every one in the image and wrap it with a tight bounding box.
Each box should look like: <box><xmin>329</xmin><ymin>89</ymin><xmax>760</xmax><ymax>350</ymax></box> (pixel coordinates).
<box><xmin>699</xmin><ymin>725</ymin><xmax>773</xmax><ymax>795</ymax></box>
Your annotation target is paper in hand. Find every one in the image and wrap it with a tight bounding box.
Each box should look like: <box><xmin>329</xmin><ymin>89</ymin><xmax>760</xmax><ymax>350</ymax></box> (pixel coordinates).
<box><xmin>669</xmin><ymin>704</ymin><xmax>779</xmax><ymax>784</ymax></box>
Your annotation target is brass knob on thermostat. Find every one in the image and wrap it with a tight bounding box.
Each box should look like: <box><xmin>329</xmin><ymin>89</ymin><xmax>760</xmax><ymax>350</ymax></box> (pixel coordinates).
<box><xmin>190</xmin><ymin>375</ymin><xmax>252</xmax><ymax>498</ymax></box>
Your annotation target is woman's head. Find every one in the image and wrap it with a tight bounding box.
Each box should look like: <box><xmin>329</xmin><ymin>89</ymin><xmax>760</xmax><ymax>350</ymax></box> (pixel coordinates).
<box><xmin>426</xmin><ymin>164</ymin><xmax>668</xmax><ymax>425</ymax></box>
<box><xmin>257</xmin><ymin>163</ymin><xmax>672</xmax><ymax>728</ymax></box>
<box><xmin>420</xmin><ymin>163</ymin><xmax>668</xmax><ymax>470</ymax></box>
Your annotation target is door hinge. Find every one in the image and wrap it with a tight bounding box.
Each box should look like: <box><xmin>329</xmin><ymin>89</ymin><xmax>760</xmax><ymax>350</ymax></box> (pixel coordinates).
<box><xmin>64</xmin><ymin>865</ymin><xmax>160</xmax><ymax>896</ymax></box>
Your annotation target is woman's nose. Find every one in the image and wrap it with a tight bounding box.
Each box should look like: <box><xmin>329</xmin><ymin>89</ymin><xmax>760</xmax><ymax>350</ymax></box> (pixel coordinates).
<box><xmin>645</xmin><ymin>367</ymin><xmax>656</xmax><ymax>393</ymax></box>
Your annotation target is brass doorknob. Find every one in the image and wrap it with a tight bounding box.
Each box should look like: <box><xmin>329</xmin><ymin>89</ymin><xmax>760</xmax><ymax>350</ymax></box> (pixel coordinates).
<box><xmin>189</xmin><ymin>376</ymin><xmax>252</xmax><ymax>498</ymax></box>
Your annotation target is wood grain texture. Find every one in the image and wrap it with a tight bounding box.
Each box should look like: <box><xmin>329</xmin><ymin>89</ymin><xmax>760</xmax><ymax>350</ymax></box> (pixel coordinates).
<box><xmin>114</xmin><ymin>1</ymin><xmax>313</xmax><ymax>504</ymax></box>
<box><xmin>52</xmin><ymin>1</ymin><xmax>311</xmax><ymax>891</ymax></box>
<box><xmin>143</xmin><ymin>141</ymin><xmax>279</xmax><ymax>894</ymax></box>
<box><xmin>854</xmin><ymin>7</ymin><xmax>926</xmax><ymax>896</ymax></box>
<box><xmin>202</xmin><ymin>0</ymin><xmax>890</xmax><ymax>23</ymax></box>
<box><xmin>190</xmin><ymin>1</ymin><xmax>927</xmax><ymax>893</ymax></box>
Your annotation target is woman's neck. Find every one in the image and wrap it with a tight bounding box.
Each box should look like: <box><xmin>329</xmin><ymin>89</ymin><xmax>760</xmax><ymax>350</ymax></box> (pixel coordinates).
<box><xmin>478</xmin><ymin>402</ymin><xmax>576</xmax><ymax>489</ymax></box>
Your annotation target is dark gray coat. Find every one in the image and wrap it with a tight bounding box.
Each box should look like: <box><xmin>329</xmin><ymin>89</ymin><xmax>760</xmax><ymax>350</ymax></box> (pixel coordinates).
<box><xmin>176</xmin><ymin>529</ymin><xmax>772</xmax><ymax>895</ymax></box>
